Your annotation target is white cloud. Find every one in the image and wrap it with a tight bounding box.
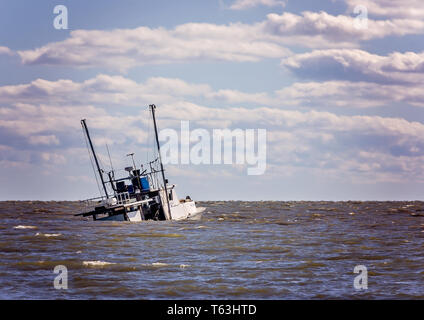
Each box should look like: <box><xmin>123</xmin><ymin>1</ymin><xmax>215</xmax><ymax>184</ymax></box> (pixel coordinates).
<box><xmin>205</xmin><ymin>89</ymin><xmax>272</xmax><ymax>105</ymax></box>
<box><xmin>229</xmin><ymin>0</ymin><xmax>286</xmax><ymax>10</ymax></box>
<box><xmin>346</xmin><ymin>0</ymin><xmax>424</xmax><ymax>19</ymax></box>
<box><xmin>17</xmin><ymin>23</ymin><xmax>291</xmax><ymax>72</ymax></box>
<box><xmin>281</xmin><ymin>49</ymin><xmax>424</xmax><ymax>84</ymax></box>
<box><xmin>142</xmin><ymin>101</ymin><xmax>424</xmax><ymax>146</ymax></box>
<box><xmin>28</xmin><ymin>135</ymin><xmax>60</xmax><ymax>146</ymax></box>
<box><xmin>2</xmin><ymin>75</ymin><xmax>424</xmax><ymax>182</ymax></box>
<box><xmin>16</xmin><ymin>10</ymin><xmax>424</xmax><ymax>71</ymax></box>
<box><xmin>157</xmin><ymin>101</ymin><xmax>424</xmax><ymax>182</ymax></box>
<box><xmin>277</xmin><ymin>80</ymin><xmax>424</xmax><ymax>108</ymax></box>
<box><xmin>264</xmin><ymin>11</ymin><xmax>424</xmax><ymax>42</ymax></box>
<box><xmin>0</xmin><ymin>46</ymin><xmax>13</xmax><ymax>56</ymax></box>
<box><xmin>39</xmin><ymin>152</ymin><xmax>66</xmax><ymax>165</ymax></box>
<box><xmin>2</xmin><ymin>73</ymin><xmax>424</xmax><ymax>117</ymax></box>
<box><xmin>2</xmin><ymin>77</ymin><xmax>423</xmax><ymax>140</ymax></box>
<box><xmin>0</xmin><ymin>101</ymin><xmax>149</xmax><ymax>152</ymax></box>
<box><xmin>0</xmin><ymin>74</ymin><xmax>213</xmax><ymax>107</ymax></box>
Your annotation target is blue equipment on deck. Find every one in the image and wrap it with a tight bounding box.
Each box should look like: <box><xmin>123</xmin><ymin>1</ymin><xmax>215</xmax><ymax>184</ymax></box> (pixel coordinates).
<box><xmin>140</xmin><ymin>177</ymin><xmax>150</xmax><ymax>191</ymax></box>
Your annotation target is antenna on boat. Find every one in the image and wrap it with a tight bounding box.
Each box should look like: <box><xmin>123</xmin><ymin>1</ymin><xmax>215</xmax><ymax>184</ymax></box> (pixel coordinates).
<box><xmin>126</xmin><ymin>152</ymin><xmax>136</xmax><ymax>169</ymax></box>
<box><xmin>149</xmin><ymin>104</ymin><xmax>171</xmax><ymax>217</ymax></box>
<box><xmin>81</xmin><ymin>119</ymin><xmax>109</xmax><ymax>199</ymax></box>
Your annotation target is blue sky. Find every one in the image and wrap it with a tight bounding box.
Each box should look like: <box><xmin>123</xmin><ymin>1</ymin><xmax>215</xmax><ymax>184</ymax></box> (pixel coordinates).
<box><xmin>1</xmin><ymin>0</ymin><xmax>424</xmax><ymax>201</ymax></box>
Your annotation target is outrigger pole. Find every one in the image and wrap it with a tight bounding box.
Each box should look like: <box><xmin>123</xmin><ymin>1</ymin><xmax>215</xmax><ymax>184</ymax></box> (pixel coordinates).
<box><xmin>149</xmin><ymin>104</ymin><xmax>172</xmax><ymax>218</ymax></box>
<box><xmin>81</xmin><ymin>119</ymin><xmax>109</xmax><ymax>199</ymax></box>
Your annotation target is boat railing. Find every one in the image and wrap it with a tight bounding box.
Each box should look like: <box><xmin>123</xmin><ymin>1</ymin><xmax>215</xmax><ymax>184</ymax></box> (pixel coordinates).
<box><xmin>116</xmin><ymin>192</ymin><xmax>131</xmax><ymax>205</ymax></box>
<box><xmin>80</xmin><ymin>195</ymin><xmax>107</xmax><ymax>208</ymax></box>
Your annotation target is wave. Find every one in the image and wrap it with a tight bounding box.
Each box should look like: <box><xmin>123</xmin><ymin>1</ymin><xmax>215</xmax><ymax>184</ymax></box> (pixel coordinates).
<box><xmin>151</xmin><ymin>262</ymin><xmax>169</xmax><ymax>267</ymax></box>
<box><xmin>82</xmin><ymin>260</ymin><xmax>116</xmax><ymax>267</ymax></box>
<box><xmin>35</xmin><ymin>232</ymin><xmax>61</xmax><ymax>237</ymax></box>
<box><xmin>13</xmin><ymin>225</ymin><xmax>37</xmax><ymax>229</ymax></box>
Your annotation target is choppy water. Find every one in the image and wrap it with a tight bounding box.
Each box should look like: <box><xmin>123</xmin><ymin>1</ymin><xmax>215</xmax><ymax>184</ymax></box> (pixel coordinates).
<box><xmin>0</xmin><ymin>200</ymin><xmax>423</xmax><ymax>299</ymax></box>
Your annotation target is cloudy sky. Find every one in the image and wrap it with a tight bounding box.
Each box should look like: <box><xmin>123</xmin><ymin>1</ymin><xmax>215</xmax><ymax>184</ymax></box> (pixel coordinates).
<box><xmin>1</xmin><ymin>0</ymin><xmax>424</xmax><ymax>201</ymax></box>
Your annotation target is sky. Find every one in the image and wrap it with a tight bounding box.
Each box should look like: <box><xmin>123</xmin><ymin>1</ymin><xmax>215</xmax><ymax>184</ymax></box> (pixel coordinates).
<box><xmin>1</xmin><ymin>0</ymin><xmax>424</xmax><ymax>201</ymax></box>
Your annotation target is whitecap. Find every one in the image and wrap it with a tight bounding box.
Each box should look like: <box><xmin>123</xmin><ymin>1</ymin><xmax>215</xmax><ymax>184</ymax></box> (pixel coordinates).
<box><xmin>35</xmin><ymin>232</ymin><xmax>62</xmax><ymax>237</ymax></box>
<box><xmin>83</xmin><ymin>260</ymin><xmax>115</xmax><ymax>267</ymax></box>
<box><xmin>14</xmin><ymin>225</ymin><xmax>37</xmax><ymax>229</ymax></box>
<box><xmin>151</xmin><ymin>262</ymin><xmax>169</xmax><ymax>267</ymax></box>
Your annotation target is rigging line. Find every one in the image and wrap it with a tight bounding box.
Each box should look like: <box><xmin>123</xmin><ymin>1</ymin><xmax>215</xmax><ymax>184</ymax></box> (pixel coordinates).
<box><xmin>93</xmin><ymin>138</ymin><xmax>110</xmax><ymax>194</ymax></box>
<box><xmin>96</xmin><ymin>144</ymin><xmax>112</xmax><ymax>195</ymax></box>
<box><xmin>106</xmin><ymin>143</ymin><xmax>114</xmax><ymax>172</ymax></box>
<box><xmin>146</xmin><ymin>106</ymin><xmax>153</xmax><ymax>164</ymax></box>
<box><xmin>97</xmin><ymin>146</ymin><xmax>106</xmax><ymax>172</ymax></box>
<box><xmin>84</xmin><ymin>131</ymin><xmax>102</xmax><ymax>198</ymax></box>
<box><xmin>83</xmin><ymin>128</ymin><xmax>103</xmax><ymax>198</ymax></box>
<box><xmin>148</xmin><ymin>107</ymin><xmax>157</xmax><ymax>187</ymax></box>
<box><xmin>151</xmin><ymin>107</ymin><xmax>159</xmax><ymax>163</ymax></box>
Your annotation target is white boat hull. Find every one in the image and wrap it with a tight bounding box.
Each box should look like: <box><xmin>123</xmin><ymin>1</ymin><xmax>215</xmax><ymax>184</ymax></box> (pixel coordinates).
<box><xmin>126</xmin><ymin>209</ymin><xmax>143</xmax><ymax>222</ymax></box>
<box><xmin>82</xmin><ymin>184</ymin><xmax>203</xmax><ymax>222</ymax></box>
<box><xmin>96</xmin><ymin>204</ymin><xmax>203</xmax><ymax>222</ymax></box>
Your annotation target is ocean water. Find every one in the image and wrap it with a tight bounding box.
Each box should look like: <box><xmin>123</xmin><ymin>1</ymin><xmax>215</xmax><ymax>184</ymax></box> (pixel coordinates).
<box><xmin>0</xmin><ymin>200</ymin><xmax>423</xmax><ymax>299</ymax></box>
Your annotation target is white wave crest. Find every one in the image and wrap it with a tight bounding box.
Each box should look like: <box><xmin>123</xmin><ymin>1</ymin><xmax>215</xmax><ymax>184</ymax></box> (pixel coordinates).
<box><xmin>14</xmin><ymin>225</ymin><xmax>37</xmax><ymax>229</ymax></box>
<box><xmin>35</xmin><ymin>232</ymin><xmax>61</xmax><ymax>237</ymax></box>
<box><xmin>83</xmin><ymin>260</ymin><xmax>116</xmax><ymax>267</ymax></box>
<box><xmin>151</xmin><ymin>262</ymin><xmax>169</xmax><ymax>267</ymax></box>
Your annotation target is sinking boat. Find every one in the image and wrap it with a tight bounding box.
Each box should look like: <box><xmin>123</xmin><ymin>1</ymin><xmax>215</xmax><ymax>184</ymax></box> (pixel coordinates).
<box><xmin>75</xmin><ymin>104</ymin><xmax>205</xmax><ymax>222</ymax></box>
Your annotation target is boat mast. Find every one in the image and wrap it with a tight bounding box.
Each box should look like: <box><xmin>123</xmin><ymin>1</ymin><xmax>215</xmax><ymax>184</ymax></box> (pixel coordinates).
<box><xmin>149</xmin><ymin>104</ymin><xmax>171</xmax><ymax>217</ymax></box>
<box><xmin>81</xmin><ymin>119</ymin><xmax>109</xmax><ymax>199</ymax></box>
